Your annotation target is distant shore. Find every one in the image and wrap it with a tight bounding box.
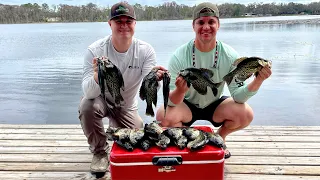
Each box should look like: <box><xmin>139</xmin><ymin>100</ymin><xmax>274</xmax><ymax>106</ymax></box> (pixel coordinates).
<box><xmin>247</xmin><ymin>18</ymin><xmax>320</xmax><ymax>24</ymax></box>
<box><xmin>1</xmin><ymin>17</ymin><xmax>320</xmax><ymax>25</ymax></box>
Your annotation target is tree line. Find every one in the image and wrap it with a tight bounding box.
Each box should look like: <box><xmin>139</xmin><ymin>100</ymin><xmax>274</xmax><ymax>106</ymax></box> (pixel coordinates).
<box><xmin>1</xmin><ymin>1</ymin><xmax>320</xmax><ymax>24</ymax></box>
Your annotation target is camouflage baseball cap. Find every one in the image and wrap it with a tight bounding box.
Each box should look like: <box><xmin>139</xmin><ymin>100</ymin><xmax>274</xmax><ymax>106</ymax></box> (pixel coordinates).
<box><xmin>109</xmin><ymin>2</ymin><xmax>136</xmax><ymax>20</ymax></box>
<box><xmin>193</xmin><ymin>2</ymin><xmax>219</xmax><ymax>21</ymax></box>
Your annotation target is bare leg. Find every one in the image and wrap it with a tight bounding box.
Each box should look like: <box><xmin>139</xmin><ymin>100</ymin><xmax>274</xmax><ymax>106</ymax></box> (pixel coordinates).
<box><xmin>212</xmin><ymin>98</ymin><xmax>254</xmax><ymax>158</ymax></box>
<box><xmin>156</xmin><ymin>103</ymin><xmax>192</xmax><ymax>127</ymax></box>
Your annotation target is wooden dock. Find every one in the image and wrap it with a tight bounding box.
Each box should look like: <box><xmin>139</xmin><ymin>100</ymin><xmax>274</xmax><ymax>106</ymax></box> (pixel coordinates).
<box><xmin>0</xmin><ymin>124</ymin><xmax>319</xmax><ymax>180</ymax></box>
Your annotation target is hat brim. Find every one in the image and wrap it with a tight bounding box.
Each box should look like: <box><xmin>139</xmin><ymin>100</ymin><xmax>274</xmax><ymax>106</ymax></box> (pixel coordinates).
<box><xmin>109</xmin><ymin>14</ymin><xmax>136</xmax><ymax>20</ymax></box>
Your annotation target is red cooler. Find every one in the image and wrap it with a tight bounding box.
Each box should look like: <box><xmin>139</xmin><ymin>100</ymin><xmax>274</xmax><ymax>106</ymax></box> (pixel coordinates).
<box><xmin>109</xmin><ymin>126</ymin><xmax>225</xmax><ymax>180</ymax></box>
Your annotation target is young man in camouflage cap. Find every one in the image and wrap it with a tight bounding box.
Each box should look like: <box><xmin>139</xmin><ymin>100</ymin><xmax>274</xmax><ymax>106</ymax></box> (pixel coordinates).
<box><xmin>156</xmin><ymin>2</ymin><xmax>272</xmax><ymax>159</ymax></box>
<box><xmin>78</xmin><ymin>2</ymin><xmax>166</xmax><ymax>175</ymax></box>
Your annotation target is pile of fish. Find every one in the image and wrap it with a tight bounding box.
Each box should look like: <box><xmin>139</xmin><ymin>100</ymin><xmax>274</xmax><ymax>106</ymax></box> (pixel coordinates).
<box><xmin>139</xmin><ymin>67</ymin><xmax>171</xmax><ymax>117</ymax></box>
<box><xmin>106</xmin><ymin>122</ymin><xmax>226</xmax><ymax>152</ymax></box>
<box><xmin>97</xmin><ymin>57</ymin><xmax>125</xmax><ymax>107</ymax></box>
<box><xmin>223</xmin><ymin>56</ymin><xmax>272</xmax><ymax>85</ymax></box>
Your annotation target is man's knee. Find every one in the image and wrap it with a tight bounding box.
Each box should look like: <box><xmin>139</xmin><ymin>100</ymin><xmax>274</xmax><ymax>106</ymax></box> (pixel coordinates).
<box><xmin>156</xmin><ymin>106</ymin><xmax>173</xmax><ymax>127</ymax></box>
<box><xmin>241</xmin><ymin>105</ymin><xmax>254</xmax><ymax>125</ymax></box>
<box><xmin>79</xmin><ymin>98</ymin><xmax>103</xmax><ymax>117</ymax></box>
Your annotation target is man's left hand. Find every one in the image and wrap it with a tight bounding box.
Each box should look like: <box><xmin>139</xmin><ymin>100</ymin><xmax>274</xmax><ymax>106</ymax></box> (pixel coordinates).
<box><xmin>154</xmin><ymin>66</ymin><xmax>167</xmax><ymax>81</ymax></box>
<box><xmin>255</xmin><ymin>65</ymin><xmax>272</xmax><ymax>82</ymax></box>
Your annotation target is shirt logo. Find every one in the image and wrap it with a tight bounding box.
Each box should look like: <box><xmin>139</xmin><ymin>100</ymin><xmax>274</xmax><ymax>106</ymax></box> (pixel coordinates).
<box><xmin>235</xmin><ymin>79</ymin><xmax>244</xmax><ymax>87</ymax></box>
<box><xmin>128</xmin><ymin>65</ymin><xmax>139</xmax><ymax>69</ymax></box>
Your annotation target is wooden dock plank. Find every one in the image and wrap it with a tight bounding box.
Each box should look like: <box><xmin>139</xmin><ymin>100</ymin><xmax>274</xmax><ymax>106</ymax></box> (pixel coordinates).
<box><xmin>0</xmin><ymin>172</ymin><xmax>95</xmax><ymax>180</ymax></box>
<box><xmin>226</xmin><ymin>174</ymin><xmax>320</xmax><ymax>180</ymax></box>
<box><xmin>0</xmin><ymin>172</ymin><xmax>318</xmax><ymax>180</ymax></box>
<box><xmin>2</xmin><ymin>128</ymin><xmax>320</xmax><ymax>136</ymax></box>
<box><xmin>225</xmin><ymin>165</ymin><xmax>320</xmax><ymax>176</ymax></box>
<box><xmin>1</xmin><ymin>124</ymin><xmax>319</xmax><ymax>131</ymax></box>
<box><xmin>1</xmin><ymin>154</ymin><xmax>320</xmax><ymax>166</ymax></box>
<box><xmin>1</xmin><ymin>134</ymin><xmax>320</xmax><ymax>142</ymax></box>
<box><xmin>0</xmin><ymin>125</ymin><xmax>319</xmax><ymax>180</ymax></box>
<box><xmin>1</xmin><ymin>140</ymin><xmax>319</xmax><ymax>148</ymax></box>
<box><xmin>1</xmin><ymin>146</ymin><xmax>319</xmax><ymax>157</ymax></box>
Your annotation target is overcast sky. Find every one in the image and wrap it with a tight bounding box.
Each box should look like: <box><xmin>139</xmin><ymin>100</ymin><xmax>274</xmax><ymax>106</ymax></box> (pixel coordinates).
<box><xmin>1</xmin><ymin>0</ymin><xmax>318</xmax><ymax>7</ymax></box>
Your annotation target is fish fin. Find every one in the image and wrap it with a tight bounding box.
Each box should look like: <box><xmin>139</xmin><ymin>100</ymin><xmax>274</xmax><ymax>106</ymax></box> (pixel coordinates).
<box><xmin>162</xmin><ymin>72</ymin><xmax>171</xmax><ymax>118</ymax></box>
<box><xmin>115</xmin><ymin>140</ymin><xmax>133</xmax><ymax>151</ymax></box>
<box><xmin>186</xmin><ymin>81</ymin><xmax>191</xmax><ymax>87</ymax></box>
<box><xmin>238</xmin><ymin>73</ymin><xmax>253</xmax><ymax>82</ymax></box>
<box><xmin>139</xmin><ymin>79</ymin><xmax>146</xmax><ymax>101</ymax></box>
<box><xmin>233</xmin><ymin>57</ymin><xmax>248</xmax><ymax>66</ymax></box>
<box><xmin>115</xmin><ymin>93</ymin><xmax>125</xmax><ymax>107</ymax></box>
<box><xmin>193</xmin><ymin>83</ymin><xmax>207</xmax><ymax>95</ymax></box>
<box><xmin>152</xmin><ymin>89</ymin><xmax>158</xmax><ymax>107</ymax></box>
<box><xmin>200</xmin><ymin>68</ymin><xmax>214</xmax><ymax>78</ymax></box>
<box><xmin>116</xmin><ymin>66</ymin><xmax>125</xmax><ymax>91</ymax></box>
<box><xmin>223</xmin><ymin>73</ymin><xmax>234</xmax><ymax>85</ymax></box>
<box><xmin>146</xmin><ymin>104</ymin><xmax>155</xmax><ymax>117</ymax></box>
<box><xmin>210</xmin><ymin>86</ymin><xmax>218</xmax><ymax>96</ymax></box>
<box><xmin>98</xmin><ymin>64</ymin><xmax>105</xmax><ymax>99</ymax></box>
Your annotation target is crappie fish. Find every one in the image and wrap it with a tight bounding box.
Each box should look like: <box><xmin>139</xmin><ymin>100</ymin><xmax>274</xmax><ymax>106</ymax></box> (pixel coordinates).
<box><xmin>163</xmin><ymin>128</ymin><xmax>188</xmax><ymax>149</ymax></box>
<box><xmin>115</xmin><ymin>140</ymin><xmax>134</xmax><ymax>151</ymax></box>
<box><xmin>223</xmin><ymin>56</ymin><xmax>272</xmax><ymax>85</ymax></box>
<box><xmin>162</xmin><ymin>71</ymin><xmax>171</xmax><ymax>117</ymax></box>
<box><xmin>107</xmin><ymin>127</ymin><xmax>132</xmax><ymax>142</ymax></box>
<box><xmin>186</xmin><ymin>130</ymin><xmax>208</xmax><ymax>151</ymax></box>
<box><xmin>155</xmin><ymin>134</ymin><xmax>171</xmax><ymax>149</ymax></box>
<box><xmin>106</xmin><ymin>127</ymin><xmax>144</xmax><ymax>147</ymax></box>
<box><xmin>206</xmin><ymin>132</ymin><xmax>226</xmax><ymax>149</ymax></box>
<box><xmin>183</xmin><ymin>127</ymin><xmax>201</xmax><ymax>140</ymax></box>
<box><xmin>144</xmin><ymin>121</ymin><xmax>163</xmax><ymax>141</ymax></box>
<box><xmin>164</xmin><ymin>128</ymin><xmax>184</xmax><ymax>140</ymax></box>
<box><xmin>97</xmin><ymin>57</ymin><xmax>125</xmax><ymax>107</ymax></box>
<box><xmin>129</xmin><ymin>129</ymin><xmax>145</xmax><ymax>146</ymax></box>
<box><xmin>140</xmin><ymin>138</ymin><xmax>152</xmax><ymax>151</ymax></box>
<box><xmin>179</xmin><ymin>68</ymin><xmax>221</xmax><ymax>96</ymax></box>
<box><xmin>139</xmin><ymin>67</ymin><xmax>159</xmax><ymax>117</ymax></box>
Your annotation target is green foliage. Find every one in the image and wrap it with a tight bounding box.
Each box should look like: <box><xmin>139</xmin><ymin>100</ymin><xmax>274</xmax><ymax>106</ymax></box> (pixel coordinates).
<box><xmin>0</xmin><ymin>1</ymin><xmax>319</xmax><ymax>24</ymax></box>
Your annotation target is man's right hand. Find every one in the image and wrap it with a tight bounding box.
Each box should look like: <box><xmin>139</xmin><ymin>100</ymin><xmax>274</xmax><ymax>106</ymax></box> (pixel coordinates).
<box><xmin>169</xmin><ymin>76</ymin><xmax>189</xmax><ymax>105</ymax></box>
<box><xmin>175</xmin><ymin>76</ymin><xmax>189</xmax><ymax>94</ymax></box>
<box><xmin>93</xmin><ymin>56</ymin><xmax>107</xmax><ymax>84</ymax></box>
<box><xmin>93</xmin><ymin>57</ymin><xmax>99</xmax><ymax>84</ymax></box>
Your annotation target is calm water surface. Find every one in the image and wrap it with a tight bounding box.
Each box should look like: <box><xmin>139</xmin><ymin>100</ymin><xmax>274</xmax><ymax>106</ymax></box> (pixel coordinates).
<box><xmin>0</xmin><ymin>15</ymin><xmax>319</xmax><ymax>125</ymax></box>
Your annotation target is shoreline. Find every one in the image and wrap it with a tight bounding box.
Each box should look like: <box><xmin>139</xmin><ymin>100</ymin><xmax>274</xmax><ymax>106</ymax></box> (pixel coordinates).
<box><xmin>1</xmin><ymin>17</ymin><xmax>320</xmax><ymax>25</ymax></box>
<box><xmin>246</xmin><ymin>18</ymin><xmax>320</xmax><ymax>24</ymax></box>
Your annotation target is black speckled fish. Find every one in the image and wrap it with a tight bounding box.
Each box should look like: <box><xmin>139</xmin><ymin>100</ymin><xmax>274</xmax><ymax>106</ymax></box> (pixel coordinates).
<box><xmin>179</xmin><ymin>67</ymin><xmax>221</xmax><ymax>96</ymax></box>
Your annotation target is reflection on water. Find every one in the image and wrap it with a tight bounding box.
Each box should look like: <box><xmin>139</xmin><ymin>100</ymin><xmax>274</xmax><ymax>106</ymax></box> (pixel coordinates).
<box><xmin>0</xmin><ymin>16</ymin><xmax>319</xmax><ymax>125</ymax></box>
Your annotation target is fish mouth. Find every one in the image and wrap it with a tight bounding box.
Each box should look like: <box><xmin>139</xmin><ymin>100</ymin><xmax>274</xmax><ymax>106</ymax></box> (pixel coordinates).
<box><xmin>258</xmin><ymin>59</ymin><xmax>272</xmax><ymax>68</ymax></box>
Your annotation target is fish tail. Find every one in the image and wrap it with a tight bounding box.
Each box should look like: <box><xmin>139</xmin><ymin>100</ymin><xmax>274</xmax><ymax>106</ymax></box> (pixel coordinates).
<box><xmin>115</xmin><ymin>93</ymin><xmax>124</xmax><ymax>106</ymax></box>
<box><xmin>146</xmin><ymin>103</ymin><xmax>155</xmax><ymax>117</ymax></box>
<box><xmin>210</xmin><ymin>86</ymin><xmax>218</xmax><ymax>96</ymax></box>
<box><xmin>162</xmin><ymin>72</ymin><xmax>170</xmax><ymax>118</ymax></box>
<box><xmin>223</xmin><ymin>73</ymin><xmax>235</xmax><ymax>85</ymax></box>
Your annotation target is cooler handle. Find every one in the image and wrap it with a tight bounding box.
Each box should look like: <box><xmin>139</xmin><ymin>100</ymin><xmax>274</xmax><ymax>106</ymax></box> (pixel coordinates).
<box><xmin>152</xmin><ymin>156</ymin><xmax>182</xmax><ymax>166</ymax></box>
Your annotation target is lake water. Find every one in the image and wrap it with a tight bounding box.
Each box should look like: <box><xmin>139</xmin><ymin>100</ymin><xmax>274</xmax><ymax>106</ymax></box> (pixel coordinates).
<box><xmin>0</xmin><ymin>15</ymin><xmax>320</xmax><ymax>126</ymax></box>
